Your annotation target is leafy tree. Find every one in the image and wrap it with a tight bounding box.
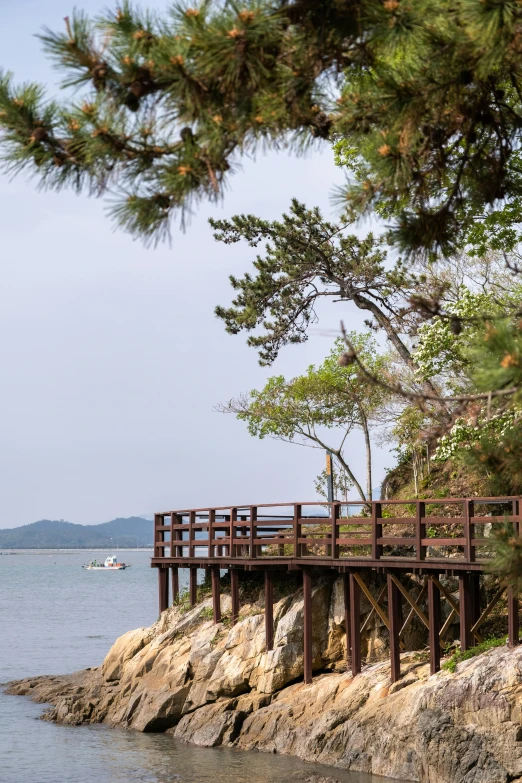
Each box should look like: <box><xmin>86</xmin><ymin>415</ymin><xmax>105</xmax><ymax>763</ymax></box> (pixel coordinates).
<box><xmin>4</xmin><ymin>1</ymin><xmax>522</xmax><ymax>253</ymax></box>
<box><xmin>218</xmin><ymin>334</ymin><xmax>393</xmax><ymax>501</ymax></box>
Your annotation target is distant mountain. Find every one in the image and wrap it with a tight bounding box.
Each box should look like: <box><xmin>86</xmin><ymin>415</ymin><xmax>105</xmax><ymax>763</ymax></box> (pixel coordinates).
<box><xmin>0</xmin><ymin>517</ymin><xmax>153</xmax><ymax>549</ymax></box>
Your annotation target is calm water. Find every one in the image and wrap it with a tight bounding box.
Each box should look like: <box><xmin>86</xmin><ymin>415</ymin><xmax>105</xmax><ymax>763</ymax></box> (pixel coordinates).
<box><xmin>0</xmin><ymin>550</ymin><xmax>401</xmax><ymax>783</ymax></box>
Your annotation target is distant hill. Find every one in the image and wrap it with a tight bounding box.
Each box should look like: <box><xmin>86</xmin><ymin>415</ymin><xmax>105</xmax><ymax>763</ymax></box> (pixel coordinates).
<box><xmin>0</xmin><ymin>517</ymin><xmax>153</xmax><ymax>549</ymax></box>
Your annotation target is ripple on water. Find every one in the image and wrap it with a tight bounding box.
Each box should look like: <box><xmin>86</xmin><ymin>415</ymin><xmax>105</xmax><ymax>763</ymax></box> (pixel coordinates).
<box><xmin>0</xmin><ymin>551</ymin><xmax>403</xmax><ymax>783</ymax></box>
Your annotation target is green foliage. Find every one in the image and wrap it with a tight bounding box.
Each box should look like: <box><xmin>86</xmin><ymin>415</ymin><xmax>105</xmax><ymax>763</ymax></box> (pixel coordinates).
<box><xmin>223</xmin><ymin>334</ymin><xmax>393</xmax><ymax>500</ymax></box>
<box><xmin>442</xmin><ymin>636</ymin><xmax>507</xmax><ymax>674</ymax></box>
<box><xmin>412</xmin><ymin>288</ymin><xmax>504</xmax><ymax>384</ymax></box>
<box><xmin>6</xmin><ymin>1</ymin><xmax>522</xmax><ymax>251</ymax></box>
<box><xmin>212</xmin><ymin>199</ymin><xmax>418</xmax><ymax>366</ymax></box>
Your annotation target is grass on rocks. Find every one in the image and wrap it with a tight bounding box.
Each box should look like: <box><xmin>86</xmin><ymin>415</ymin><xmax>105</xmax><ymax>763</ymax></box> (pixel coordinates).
<box><xmin>442</xmin><ymin>636</ymin><xmax>507</xmax><ymax>673</ymax></box>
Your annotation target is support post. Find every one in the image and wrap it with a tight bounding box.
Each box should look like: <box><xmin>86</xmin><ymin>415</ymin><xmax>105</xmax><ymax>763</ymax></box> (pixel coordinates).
<box><xmin>171</xmin><ymin>566</ymin><xmax>179</xmax><ymax>605</ymax></box>
<box><xmin>303</xmin><ymin>569</ymin><xmax>312</xmax><ymax>684</ymax></box>
<box><xmin>387</xmin><ymin>572</ymin><xmax>401</xmax><ymax>683</ymax></box>
<box><xmin>189</xmin><ymin>565</ymin><xmax>197</xmax><ymax>607</ymax></box>
<box><xmin>459</xmin><ymin>573</ymin><xmax>472</xmax><ymax>652</ymax></box>
<box><xmin>427</xmin><ymin>576</ymin><xmax>441</xmax><ymax>674</ymax></box>
<box><xmin>508</xmin><ymin>584</ymin><xmax>519</xmax><ymax>648</ymax></box>
<box><xmin>211</xmin><ymin>566</ymin><xmax>221</xmax><ymax>624</ymax></box>
<box><xmin>158</xmin><ymin>568</ymin><xmax>169</xmax><ymax>615</ymax></box>
<box><xmin>265</xmin><ymin>570</ymin><xmax>274</xmax><ymax>651</ymax></box>
<box><xmin>349</xmin><ymin>572</ymin><xmax>361</xmax><ymax>675</ymax></box>
<box><xmin>231</xmin><ymin>568</ymin><xmax>240</xmax><ymax>625</ymax></box>
<box><xmin>343</xmin><ymin>572</ymin><xmax>351</xmax><ymax>671</ymax></box>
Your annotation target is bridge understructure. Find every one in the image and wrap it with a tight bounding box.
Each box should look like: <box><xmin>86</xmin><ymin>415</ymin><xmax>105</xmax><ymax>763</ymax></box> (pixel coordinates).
<box><xmin>151</xmin><ymin>498</ymin><xmax>521</xmax><ymax>684</ymax></box>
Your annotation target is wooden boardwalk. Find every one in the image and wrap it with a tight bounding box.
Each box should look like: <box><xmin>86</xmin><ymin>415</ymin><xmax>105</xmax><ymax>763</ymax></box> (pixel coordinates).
<box><xmin>151</xmin><ymin>497</ymin><xmax>521</xmax><ymax>683</ymax></box>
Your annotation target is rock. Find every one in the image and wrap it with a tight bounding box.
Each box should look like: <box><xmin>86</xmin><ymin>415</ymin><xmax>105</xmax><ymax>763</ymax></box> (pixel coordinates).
<box><xmin>102</xmin><ymin>626</ymin><xmax>152</xmax><ymax>681</ymax></box>
<box><xmin>8</xmin><ymin>573</ymin><xmax>522</xmax><ymax>783</ymax></box>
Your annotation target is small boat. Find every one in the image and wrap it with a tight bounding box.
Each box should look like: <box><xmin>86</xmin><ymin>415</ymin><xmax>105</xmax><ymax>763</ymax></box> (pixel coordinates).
<box><xmin>82</xmin><ymin>555</ymin><xmax>130</xmax><ymax>570</ymax></box>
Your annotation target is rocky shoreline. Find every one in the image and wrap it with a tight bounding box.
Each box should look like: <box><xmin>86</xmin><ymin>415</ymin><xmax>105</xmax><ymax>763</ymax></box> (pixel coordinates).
<box><xmin>7</xmin><ymin>575</ymin><xmax>522</xmax><ymax>783</ymax></box>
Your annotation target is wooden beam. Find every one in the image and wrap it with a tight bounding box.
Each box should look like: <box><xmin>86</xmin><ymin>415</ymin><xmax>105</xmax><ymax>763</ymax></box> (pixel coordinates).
<box><xmin>428</xmin><ymin>577</ymin><xmax>441</xmax><ymax>674</ymax></box>
<box><xmin>211</xmin><ymin>566</ymin><xmax>221</xmax><ymax>623</ymax></box>
<box><xmin>387</xmin><ymin>573</ymin><xmax>401</xmax><ymax>683</ymax></box>
<box><xmin>399</xmin><ymin>582</ymin><xmax>427</xmax><ymax>638</ymax></box>
<box><xmin>353</xmin><ymin>573</ymin><xmax>390</xmax><ymax>630</ymax></box>
<box><xmin>189</xmin><ymin>565</ymin><xmax>197</xmax><ymax>607</ymax></box>
<box><xmin>303</xmin><ymin>569</ymin><xmax>312</xmax><ymax>684</ymax></box>
<box><xmin>360</xmin><ymin>585</ymin><xmax>388</xmax><ymax>633</ymax></box>
<box><xmin>349</xmin><ymin>573</ymin><xmax>361</xmax><ymax>675</ymax></box>
<box><xmin>459</xmin><ymin>573</ymin><xmax>472</xmax><ymax>652</ymax></box>
<box><xmin>440</xmin><ymin>607</ymin><xmax>457</xmax><ymax>640</ymax></box>
<box><xmin>158</xmin><ymin>567</ymin><xmax>169</xmax><ymax>615</ymax></box>
<box><xmin>265</xmin><ymin>570</ymin><xmax>274</xmax><ymax>651</ymax></box>
<box><xmin>231</xmin><ymin>568</ymin><xmax>239</xmax><ymax>625</ymax></box>
<box><xmin>470</xmin><ymin>586</ymin><xmax>506</xmax><ymax>636</ymax></box>
<box><xmin>390</xmin><ymin>574</ymin><xmax>429</xmax><ymax>630</ymax></box>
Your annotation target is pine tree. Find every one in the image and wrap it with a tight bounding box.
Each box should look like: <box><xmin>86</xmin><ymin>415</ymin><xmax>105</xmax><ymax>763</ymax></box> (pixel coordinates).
<box><xmin>2</xmin><ymin>0</ymin><xmax>522</xmax><ymax>252</ymax></box>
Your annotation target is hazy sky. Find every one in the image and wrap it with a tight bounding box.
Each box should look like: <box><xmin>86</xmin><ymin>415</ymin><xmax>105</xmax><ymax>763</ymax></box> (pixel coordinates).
<box><xmin>0</xmin><ymin>0</ymin><xmax>393</xmax><ymax>528</ymax></box>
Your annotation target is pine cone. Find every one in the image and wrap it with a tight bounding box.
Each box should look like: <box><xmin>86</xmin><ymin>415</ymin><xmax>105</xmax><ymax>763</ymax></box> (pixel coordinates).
<box><xmin>130</xmin><ymin>81</ymin><xmax>146</xmax><ymax>98</ymax></box>
<box><xmin>30</xmin><ymin>127</ymin><xmax>47</xmax><ymax>143</ymax></box>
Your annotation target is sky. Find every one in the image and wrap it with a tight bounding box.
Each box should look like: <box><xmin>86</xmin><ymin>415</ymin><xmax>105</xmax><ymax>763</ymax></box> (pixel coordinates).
<box><xmin>0</xmin><ymin>0</ymin><xmax>394</xmax><ymax>528</ymax></box>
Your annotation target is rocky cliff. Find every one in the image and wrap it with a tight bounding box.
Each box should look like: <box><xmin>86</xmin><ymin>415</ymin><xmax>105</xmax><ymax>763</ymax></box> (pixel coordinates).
<box><xmin>7</xmin><ymin>574</ymin><xmax>522</xmax><ymax>783</ymax></box>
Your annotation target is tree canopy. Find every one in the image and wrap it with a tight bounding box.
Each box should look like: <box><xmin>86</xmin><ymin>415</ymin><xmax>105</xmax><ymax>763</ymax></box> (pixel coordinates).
<box><xmin>3</xmin><ymin>0</ymin><xmax>522</xmax><ymax>253</ymax></box>
<box><xmin>219</xmin><ymin>334</ymin><xmax>394</xmax><ymax>501</ymax></box>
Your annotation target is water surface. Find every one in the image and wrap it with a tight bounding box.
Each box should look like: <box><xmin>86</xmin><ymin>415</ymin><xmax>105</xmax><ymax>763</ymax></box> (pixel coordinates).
<box><xmin>0</xmin><ymin>550</ymin><xmax>402</xmax><ymax>783</ymax></box>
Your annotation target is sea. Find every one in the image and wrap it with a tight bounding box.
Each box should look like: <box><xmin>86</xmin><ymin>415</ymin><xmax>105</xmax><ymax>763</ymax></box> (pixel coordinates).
<box><xmin>0</xmin><ymin>549</ymin><xmax>403</xmax><ymax>783</ymax></box>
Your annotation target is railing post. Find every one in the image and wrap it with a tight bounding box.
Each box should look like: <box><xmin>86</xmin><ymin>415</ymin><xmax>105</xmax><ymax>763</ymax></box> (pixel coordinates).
<box><xmin>387</xmin><ymin>572</ymin><xmax>401</xmax><ymax>683</ymax></box>
<box><xmin>171</xmin><ymin>513</ymin><xmax>180</xmax><ymax>558</ymax></box>
<box><xmin>303</xmin><ymin>569</ymin><xmax>312</xmax><ymax>684</ymax></box>
<box><xmin>331</xmin><ymin>503</ymin><xmax>340</xmax><ymax>559</ymax></box>
<box><xmin>250</xmin><ymin>506</ymin><xmax>257</xmax><ymax>559</ymax></box>
<box><xmin>464</xmin><ymin>499</ymin><xmax>475</xmax><ymax>563</ymax></box>
<box><xmin>208</xmin><ymin>509</ymin><xmax>215</xmax><ymax>558</ymax></box>
<box><xmin>372</xmin><ymin>502</ymin><xmax>382</xmax><ymax>560</ymax></box>
<box><xmin>230</xmin><ymin>507</ymin><xmax>238</xmax><ymax>558</ymax></box>
<box><xmin>230</xmin><ymin>568</ymin><xmax>240</xmax><ymax>624</ymax></box>
<box><xmin>349</xmin><ymin>572</ymin><xmax>361</xmax><ymax>675</ymax></box>
<box><xmin>294</xmin><ymin>504</ymin><xmax>302</xmax><ymax>559</ymax></box>
<box><xmin>154</xmin><ymin>514</ymin><xmax>161</xmax><ymax>558</ymax></box>
<box><xmin>188</xmin><ymin>511</ymin><xmax>195</xmax><ymax>559</ymax></box>
<box><xmin>416</xmin><ymin>501</ymin><xmax>426</xmax><ymax>561</ymax></box>
<box><xmin>211</xmin><ymin>566</ymin><xmax>221</xmax><ymax>623</ymax></box>
<box><xmin>427</xmin><ymin>575</ymin><xmax>441</xmax><ymax>674</ymax></box>
<box><xmin>265</xmin><ymin>570</ymin><xmax>274</xmax><ymax>651</ymax></box>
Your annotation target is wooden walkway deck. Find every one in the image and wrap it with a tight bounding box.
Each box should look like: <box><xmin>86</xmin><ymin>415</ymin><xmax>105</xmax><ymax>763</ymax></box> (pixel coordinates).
<box><xmin>151</xmin><ymin>497</ymin><xmax>521</xmax><ymax>683</ymax></box>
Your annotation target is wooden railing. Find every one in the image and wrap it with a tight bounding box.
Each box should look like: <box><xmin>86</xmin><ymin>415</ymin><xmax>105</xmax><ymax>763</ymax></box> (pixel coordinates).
<box><xmin>153</xmin><ymin>497</ymin><xmax>521</xmax><ymax>566</ymax></box>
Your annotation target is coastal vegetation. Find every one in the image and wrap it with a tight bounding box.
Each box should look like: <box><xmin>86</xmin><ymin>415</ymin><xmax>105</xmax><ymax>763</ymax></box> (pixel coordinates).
<box><xmin>2</xmin><ymin>2</ymin><xmax>522</xmax><ymax>569</ymax></box>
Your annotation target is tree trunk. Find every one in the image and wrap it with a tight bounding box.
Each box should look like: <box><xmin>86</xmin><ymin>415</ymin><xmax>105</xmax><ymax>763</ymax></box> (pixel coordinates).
<box><xmin>360</xmin><ymin>412</ymin><xmax>373</xmax><ymax>501</ymax></box>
